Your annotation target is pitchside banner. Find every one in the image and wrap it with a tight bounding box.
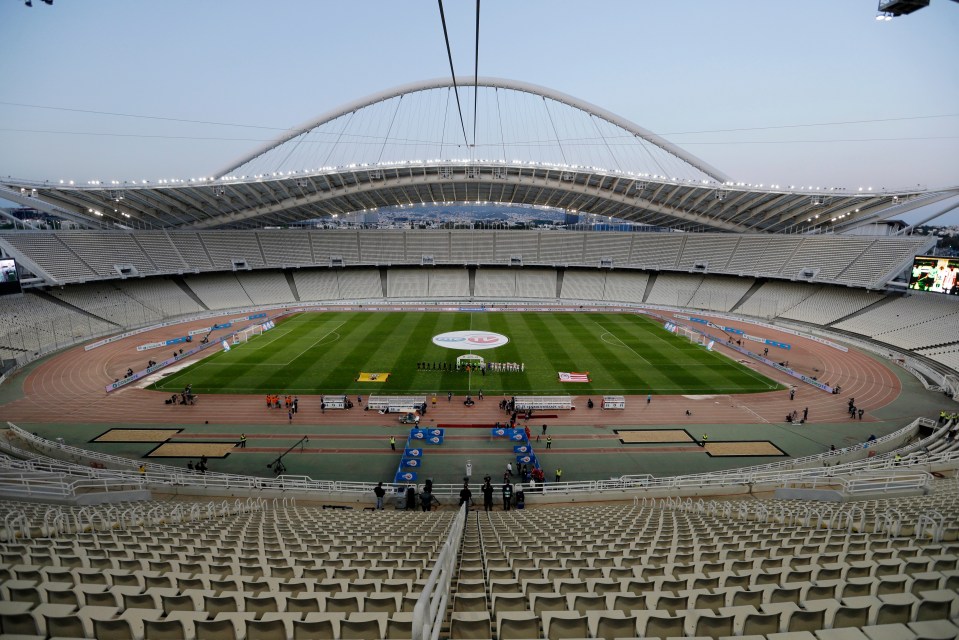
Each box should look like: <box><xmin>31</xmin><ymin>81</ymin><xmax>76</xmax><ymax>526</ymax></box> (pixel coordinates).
<box><xmin>106</xmin><ymin>342</ymin><xmax>207</xmax><ymax>392</ymax></box>
<box><xmin>724</xmin><ymin>342</ymin><xmax>834</xmax><ymax>393</ymax></box>
<box><xmin>136</xmin><ymin>335</ymin><xmax>193</xmax><ymax>352</ymax></box>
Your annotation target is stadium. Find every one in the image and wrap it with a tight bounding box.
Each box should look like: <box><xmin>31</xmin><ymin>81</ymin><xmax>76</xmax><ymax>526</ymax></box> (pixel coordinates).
<box><xmin>1</xmin><ymin>2</ymin><xmax>959</xmax><ymax>639</ymax></box>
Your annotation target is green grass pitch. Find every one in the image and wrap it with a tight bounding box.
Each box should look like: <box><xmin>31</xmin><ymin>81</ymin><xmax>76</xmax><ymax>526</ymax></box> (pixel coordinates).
<box><xmin>149</xmin><ymin>311</ymin><xmax>782</xmax><ymax>395</ymax></box>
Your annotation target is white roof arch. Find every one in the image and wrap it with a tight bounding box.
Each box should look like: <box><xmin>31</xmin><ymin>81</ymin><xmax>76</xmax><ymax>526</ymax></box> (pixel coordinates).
<box><xmin>214</xmin><ymin>76</ymin><xmax>732</xmax><ymax>183</ymax></box>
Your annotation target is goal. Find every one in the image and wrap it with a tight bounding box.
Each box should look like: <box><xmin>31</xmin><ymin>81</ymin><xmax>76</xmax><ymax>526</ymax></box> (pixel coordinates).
<box><xmin>232</xmin><ymin>324</ymin><xmax>264</xmax><ymax>345</ymax></box>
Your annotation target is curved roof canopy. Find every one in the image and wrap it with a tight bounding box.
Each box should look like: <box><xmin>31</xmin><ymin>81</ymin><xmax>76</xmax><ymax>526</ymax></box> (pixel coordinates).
<box><xmin>2</xmin><ymin>77</ymin><xmax>956</xmax><ymax>232</ymax></box>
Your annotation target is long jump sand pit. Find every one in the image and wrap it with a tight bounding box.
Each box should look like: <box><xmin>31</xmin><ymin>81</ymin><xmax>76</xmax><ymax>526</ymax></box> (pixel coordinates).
<box><xmin>146</xmin><ymin>442</ymin><xmax>239</xmax><ymax>458</ymax></box>
<box><xmin>616</xmin><ymin>429</ymin><xmax>695</xmax><ymax>444</ymax></box>
<box><xmin>704</xmin><ymin>441</ymin><xmax>786</xmax><ymax>457</ymax></box>
<box><xmin>93</xmin><ymin>428</ymin><xmax>182</xmax><ymax>443</ymax></box>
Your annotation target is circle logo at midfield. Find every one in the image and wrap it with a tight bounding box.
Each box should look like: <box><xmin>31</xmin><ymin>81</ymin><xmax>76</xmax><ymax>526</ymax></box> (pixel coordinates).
<box><xmin>432</xmin><ymin>331</ymin><xmax>509</xmax><ymax>350</ymax></box>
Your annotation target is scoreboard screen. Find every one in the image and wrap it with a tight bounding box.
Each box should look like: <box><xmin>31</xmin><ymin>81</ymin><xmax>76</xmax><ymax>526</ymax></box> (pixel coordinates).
<box><xmin>908</xmin><ymin>255</ymin><xmax>959</xmax><ymax>295</ymax></box>
<box><xmin>0</xmin><ymin>259</ymin><xmax>21</xmax><ymax>296</ymax></box>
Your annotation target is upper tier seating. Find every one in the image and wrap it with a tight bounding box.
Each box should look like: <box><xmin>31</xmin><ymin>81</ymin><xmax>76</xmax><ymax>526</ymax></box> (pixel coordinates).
<box><xmin>1</xmin><ymin>231</ymin><xmax>930</xmax><ymax>289</ymax></box>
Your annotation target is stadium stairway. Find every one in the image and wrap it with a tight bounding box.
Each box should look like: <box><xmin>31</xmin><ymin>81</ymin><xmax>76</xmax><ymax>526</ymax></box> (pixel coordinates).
<box><xmin>826</xmin><ymin>295</ymin><xmax>899</xmax><ymax>328</ymax></box>
<box><xmin>30</xmin><ymin>289</ymin><xmax>121</xmax><ymax>328</ymax></box>
<box><xmin>284</xmin><ymin>271</ymin><xmax>302</xmax><ymax>302</ymax></box>
<box><xmin>641</xmin><ymin>272</ymin><xmax>656</xmax><ymax>303</ymax></box>
<box><xmin>171</xmin><ymin>276</ymin><xmax>210</xmax><ymax>312</ymax></box>
<box><xmin>728</xmin><ymin>279</ymin><xmax>768</xmax><ymax>315</ymax></box>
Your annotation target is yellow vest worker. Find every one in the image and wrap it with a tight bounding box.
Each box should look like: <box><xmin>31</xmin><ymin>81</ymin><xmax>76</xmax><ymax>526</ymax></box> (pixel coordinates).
<box><xmin>554</xmin><ymin>468</ymin><xmax>563</xmax><ymax>482</ymax></box>
<box><xmin>700</xmin><ymin>434</ymin><xmax>709</xmax><ymax>448</ymax></box>
<box><xmin>389</xmin><ymin>436</ymin><xmax>396</xmax><ymax>451</ymax></box>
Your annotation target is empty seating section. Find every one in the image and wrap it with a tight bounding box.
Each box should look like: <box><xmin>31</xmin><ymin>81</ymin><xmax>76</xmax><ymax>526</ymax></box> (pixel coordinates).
<box><xmin>475</xmin><ymin>270</ymin><xmax>517</xmax><ymax>297</ymax></box>
<box><xmin>257</xmin><ymin>230</ymin><xmax>313</xmax><ymax>267</ymax></box>
<box><xmin>335</xmin><ymin>269</ymin><xmax>382</xmax><ymax>299</ymax></box>
<box><xmin>199</xmin><ymin>231</ymin><xmax>265</xmax><ymax>269</ymax></box>
<box><xmin>602</xmin><ymin>271</ymin><xmax>649</xmax><ymax>304</ymax></box>
<box><xmin>311</xmin><ymin>231</ymin><xmax>360</xmax><ymax>264</ymax></box>
<box><xmin>0</xmin><ymin>232</ymin><xmax>97</xmax><ymax>282</ymax></box>
<box><xmin>0</xmin><ymin>293</ymin><xmax>113</xmax><ymax>358</ymax></box>
<box><xmin>451</xmin><ymin>231</ymin><xmax>494</xmax><ymax>264</ymax></box>
<box><xmin>734</xmin><ymin>281</ymin><xmax>818</xmax><ymax>319</ymax></box>
<box><xmin>584</xmin><ymin>234</ymin><xmax>631</xmax><ymax>267</ymax></box>
<box><xmin>516</xmin><ymin>269</ymin><xmax>557</xmax><ymax>298</ymax></box>
<box><xmin>918</xmin><ymin>345</ymin><xmax>959</xmax><ymax>373</ymax></box>
<box><xmin>645</xmin><ymin>273</ymin><xmax>704</xmax><ymax>307</ymax></box>
<box><xmin>0</xmin><ymin>499</ymin><xmax>454</xmax><ymax>640</ymax></box>
<box><xmin>840</xmin><ymin>237</ymin><xmax>930</xmax><ymax>287</ymax></box>
<box><xmin>628</xmin><ymin>234</ymin><xmax>683</xmax><ymax>269</ymax></box>
<box><xmin>406</xmin><ymin>231</ymin><xmax>451</xmax><ymax>263</ymax></box>
<box><xmin>183</xmin><ymin>273</ymin><xmax>253</xmax><ymax>310</ymax></box>
<box><xmin>292</xmin><ymin>270</ymin><xmax>341</xmax><ymax>301</ymax></box>
<box><xmin>166</xmin><ymin>232</ymin><xmax>213</xmax><ymax>270</ymax></box>
<box><xmin>48</xmin><ymin>283</ymin><xmax>165</xmax><ymax>326</ymax></box>
<box><xmin>428</xmin><ymin>269</ymin><xmax>469</xmax><ymax>297</ymax></box>
<box><xmin>57</xmin><ymin>231</ymin><xmax>154</xmax><ymax>277</ymax></box>
<box><xmin>685</xmin><ymin>275</ymin><xmax>755</xmax><ymax>312</ymax></box>
<box><xmin>778</xmin><ymin>286</ymin><xmax>885</xmax><ymax>325</ymax></box>
<box><xmin>539</xmin><ymin>234</ymin><xmax>585</xmax><ymax>264</ymax></box>
<box><xmin>833</xmin><ymin>295</ymin><xmax>959</xmax><ymax>350</ymax></box>
<box><xmin>117</xmin><ymin>279</ymin><xmax>204</xmax><ymax>317</ymax></box>
<box><xmin>782</xmin><ymin>236</ymin><xmax>872</xmax><ymax>280</ymax></box>
<box><xmin>494</xmin><ymin>231</ymin><xmax>539</xmax><ymax>263</ymax></box>
<box><xmin>676</xmin><ymin>235</ymin><xmax>739</xmax><ymax>271</ymax></box>
<box><xmin>387</xmin><ymin>269</ymin><xmax>429</xmax><ymax>298</ymax></box>
<box><xmin>132</xmin><ymin>232</ymin><xmax>188</xmax><ymax>273</ymax></box>
<box><xmin>726</xmin><ymin>235</ymin><xmax>801</xmax><ymax>275</ymax></box>
<box><xmin>456</xmin><ymin>486</ymin><xmax>959</xmax><ymax>640</ymax></box>
<box><xmin>871</xmin><ymin>311</ymin><xmax>959</xmax><ymax>351</ymax></box>
<box><xmin>235</xmin><ymin>271</ymin><xmax>296</xmax><ymax>305</ymax></box>
<box><xmin>358</xmin><ymin>231</ymin><xmax>406</xmax><ymax>264</ymax></box>
<box><xmin>560</xmin><ymin>271</ymin><xmax>607</xmax><ymax>300</ymax></box>
<box><xmin>0</xmin><ymin>231</ymin><xmax>932</xmax><ymax>291</ymax></box>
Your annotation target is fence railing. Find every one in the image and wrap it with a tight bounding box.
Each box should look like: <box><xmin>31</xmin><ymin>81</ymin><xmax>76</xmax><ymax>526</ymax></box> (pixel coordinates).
<box><xmin>4</xmin><ymin>421</ymin><xmax>959</xmax><ymax>504</ymax></box>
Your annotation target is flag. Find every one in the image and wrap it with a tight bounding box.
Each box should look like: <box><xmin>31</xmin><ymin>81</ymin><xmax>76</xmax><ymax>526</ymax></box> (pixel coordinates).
<box><xmin>558</xmin><ymin>371</ymin><xmax>591</xmax><ymax>382</ymax></box>
<box><xmin>357</xmin><ymin>372</ymin><xmax>390</xmax><ymax>382</ymax></box>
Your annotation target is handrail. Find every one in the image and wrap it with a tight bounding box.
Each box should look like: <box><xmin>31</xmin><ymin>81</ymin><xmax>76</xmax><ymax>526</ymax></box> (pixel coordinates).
<box><xmin>412</xmin><ymin>504</ymin><xmax>466</xmax><ymax>640</ymax></box>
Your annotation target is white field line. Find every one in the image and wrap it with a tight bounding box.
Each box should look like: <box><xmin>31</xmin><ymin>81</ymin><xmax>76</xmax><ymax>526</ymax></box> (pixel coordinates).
<box><xmin>275</xmin><ymin>322</ymin><xmax>346</xmax><ymax>366</ymax></box>
<box><xmin>591</xmin><ymin>319</ymin><xmax>653</xmax><ymax>366</ymax></box>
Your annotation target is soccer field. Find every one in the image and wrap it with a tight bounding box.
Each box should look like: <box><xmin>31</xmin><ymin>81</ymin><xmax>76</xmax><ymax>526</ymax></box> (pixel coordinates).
<box><xmin>150</xmin><ymin>311</ymin><xmax>781</xmax><ymax>395</ymax></box>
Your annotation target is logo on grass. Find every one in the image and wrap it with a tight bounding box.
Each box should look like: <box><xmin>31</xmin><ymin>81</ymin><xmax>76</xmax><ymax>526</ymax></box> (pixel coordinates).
<box><xmin>431</xmin><ymin>331</ymin><xmax>509</xmax><ymax>350</ymax></box>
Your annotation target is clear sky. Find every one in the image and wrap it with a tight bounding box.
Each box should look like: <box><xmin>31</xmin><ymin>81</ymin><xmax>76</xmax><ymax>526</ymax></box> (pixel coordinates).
<box><xmin>1</xmin><ymin>0</ymin><xmax>957</xmax><ymax>223</ymax></box>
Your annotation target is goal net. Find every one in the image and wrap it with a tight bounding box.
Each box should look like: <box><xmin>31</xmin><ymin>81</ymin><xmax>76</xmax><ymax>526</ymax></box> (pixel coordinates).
<box><xmin>232</xmin><ymin>324</ymin><xmax>264</xmax><ymax>345</ymax></box>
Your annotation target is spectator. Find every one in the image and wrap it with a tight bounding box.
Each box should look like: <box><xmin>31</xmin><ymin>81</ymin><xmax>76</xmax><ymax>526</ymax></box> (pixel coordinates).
<box><xmin>374</xmin><ymin>482</ymin><xmax>386</xmax><ymax>510</ymax></box>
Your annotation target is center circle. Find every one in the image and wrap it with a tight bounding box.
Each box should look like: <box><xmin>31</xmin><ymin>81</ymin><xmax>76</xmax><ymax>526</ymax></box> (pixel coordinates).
<box><xmin>431</xmin><ymin>330</ymin><xmax>509</xmax><ymax>350</ymax></box>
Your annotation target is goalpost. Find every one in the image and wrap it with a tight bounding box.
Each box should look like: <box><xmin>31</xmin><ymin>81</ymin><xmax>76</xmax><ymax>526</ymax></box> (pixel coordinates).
<box><xmin>668</xmin><ymin>322</ymin><xmax>702</xmax><ymax>346</ymax></box>
<box><xmin>232</xmin><ymin>324</ymin><xmax>264</xmax><ymax>345</ymax></box>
